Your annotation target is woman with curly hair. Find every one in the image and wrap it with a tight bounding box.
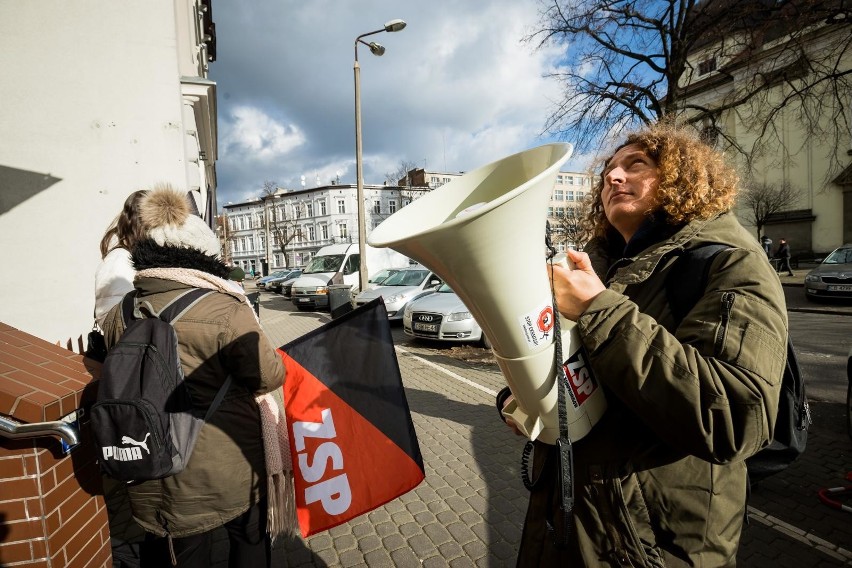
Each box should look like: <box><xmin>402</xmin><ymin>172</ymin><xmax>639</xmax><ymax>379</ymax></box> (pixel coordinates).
<box><xmin>507</xmin><ymin>123</ymin><xmax>787</xmax><ymax>566</ymax></box>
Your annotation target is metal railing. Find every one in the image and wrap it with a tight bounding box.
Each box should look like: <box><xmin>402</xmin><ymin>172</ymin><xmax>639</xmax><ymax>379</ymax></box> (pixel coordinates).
<box><xmin>0</xmin><ymin>414</ymin><xmax>80</xmax><ymax>449</ymax></box>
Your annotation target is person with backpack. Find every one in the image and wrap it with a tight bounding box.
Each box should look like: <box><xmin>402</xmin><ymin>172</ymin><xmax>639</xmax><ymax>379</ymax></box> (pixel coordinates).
<box><xmin>99</xmin><ymin>185</ymin><xmax>286</xmax><ymax>567</ymax></box>
<box><xmin>502</xmin><ymin>124</ymin><xmax>788</xmax><ymax>566</ymax></box>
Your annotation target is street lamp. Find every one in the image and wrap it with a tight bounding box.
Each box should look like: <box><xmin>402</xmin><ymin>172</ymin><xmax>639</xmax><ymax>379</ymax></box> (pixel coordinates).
<box><xmin>354</xmin><ymin>18</ymin><xmax>406</xmax><ymax>292</ymax></box>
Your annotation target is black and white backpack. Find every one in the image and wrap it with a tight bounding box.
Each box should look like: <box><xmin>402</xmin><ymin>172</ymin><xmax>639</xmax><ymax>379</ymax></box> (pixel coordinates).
<box><xmin>91</xmin><ymin>288</ymin><xmax>232</xmax><ymax>482</ymax></box>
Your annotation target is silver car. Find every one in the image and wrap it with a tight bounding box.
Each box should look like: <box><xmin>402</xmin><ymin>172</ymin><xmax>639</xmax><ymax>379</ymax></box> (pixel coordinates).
<box><xmin>804</xmin><ymin>244</ymin><xmax>852</xmax><ymax>301</ymax></box>
<box><xmin>353</xmin><ymin>266</ymin><xmax>442</xmax><ymax>320</ymax></box>
<box><xmin>402</xmin><ymin>283</ymin><xmax>490</xmax><ymax>347</ymax></box>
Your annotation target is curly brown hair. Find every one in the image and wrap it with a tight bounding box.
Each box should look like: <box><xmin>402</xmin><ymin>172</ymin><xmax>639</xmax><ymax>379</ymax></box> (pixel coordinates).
<box><xmin>99</xmin><ymin>190</ymin><xmax>149</xmax><ymax>258</ymax></box>
<box><xmin>580</xmin><ymin>123</ymin><xmax>739</xmax><ymax>241</ymax></box>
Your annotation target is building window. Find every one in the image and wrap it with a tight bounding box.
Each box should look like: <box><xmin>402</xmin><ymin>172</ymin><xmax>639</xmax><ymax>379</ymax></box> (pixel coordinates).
<box><xmin>698</xmin><ymin>57</ymin><xmax>717</xmax><ymax>76</ymax></box>
<box><xmin>567</xmin><ymin>191</ymin><xmax>575</xmax><ymax>202</ymax></box>
<box><xmin>305</xmin><ymin>202</ymin><xmax>313</xmax><ymax>217</ymax></box>
<box><xmin>246</xmin><ymin>237</ymin><xmax>254</xmax><ymax>251</ymax></box>
<box><xmin>554</xmin><ymin>189</ymin><xmax>564</xmax><ymax>201</ymax></box>
<box><xmin>338</xmin><ymin>223</ymin><xmax>348</xmax><ymax>239</ymax></box>
<box><xmin>556</xmin><ymin>207</ymin><xmax>565</xmax><ymax>218</ymax></box>
<box><xmin>337</xmin><ymin>199</ymin><xmax>346</xmax><ymax>214</ymax></box>
<box><xmin>373</xmin><ymin>200</ymin><xmax>381</xmax><ymax>214</ymax></box>
<box><xmin>308</xmin><ymin>225</ymin><xmax>315</xmax><ymax>241</ymax></box>
<box><xmin>320</xmin><ymin>224</ymin><xmax>329</xmax><ymax>240</ymax></box>
<box><xmin>547</xmin><ymin>207</ymin><xmax>554</xmax><ymax>217</ymax></box>
<box><xmin>389</xmin><ymin>200</ymin><xmax>397</xmax><ymax>214</ymax></box>
<box><xmin>319</xmin><ymin>199</ymin><xmax>327</xmax><ymax>216</ymax></box>
<box><xmin>273</xmin><ymin>254</ymin><xmax>280</xmax><ymax>266</ymax></box>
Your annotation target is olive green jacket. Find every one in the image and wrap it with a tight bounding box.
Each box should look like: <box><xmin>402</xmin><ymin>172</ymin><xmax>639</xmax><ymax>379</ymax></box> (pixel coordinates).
<box><xmin>101</xmin><ymin>277</ymin><xmax>285</xmax><ymax>537</ymax></box>
<box><xmin>518</xmin><ymin>212</ymin><xmax>787</xmax><ymax>567</ymax></box>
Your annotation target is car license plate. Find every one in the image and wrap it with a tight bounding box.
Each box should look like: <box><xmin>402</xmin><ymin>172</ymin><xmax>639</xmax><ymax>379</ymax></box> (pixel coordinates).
<box><xmin>414</xmin><ymin>323</ymin><xmax>438</xmax><ymax>332</ymax></box>
<box><xmin>297</xmin><ymin>298</ymin><xmax>310</xmax><ymax>303</ymax></box>
<box><xmin>827</xmin><ymin>285</ymin><xmax>852</xmax><ymax>292</ymax></box>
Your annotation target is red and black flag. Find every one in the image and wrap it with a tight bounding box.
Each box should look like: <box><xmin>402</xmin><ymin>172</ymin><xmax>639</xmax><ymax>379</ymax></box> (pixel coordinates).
<box><xmin>280</xmin><ymin>298</ymin><xmax>424</xmax><ymax>537</ymax></box>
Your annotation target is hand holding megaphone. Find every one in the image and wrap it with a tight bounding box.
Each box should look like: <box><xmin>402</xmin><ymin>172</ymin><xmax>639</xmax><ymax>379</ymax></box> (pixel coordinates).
<box><xmin>547</xmin><ymin>249</ymin><xmax>607</xmax><ymax>321</ymax></box>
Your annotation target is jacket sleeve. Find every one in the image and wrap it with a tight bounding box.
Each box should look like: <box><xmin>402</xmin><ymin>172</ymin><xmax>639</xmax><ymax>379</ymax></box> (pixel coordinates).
<box><xmin>221</xmin><ymin>301</ymin><xmax>285</xmax><ymax>396</ymax></box>
<box><xmin>576</xmin><ymin>248</ymin><xmax>787</xmax><ymax>464</ymax></box>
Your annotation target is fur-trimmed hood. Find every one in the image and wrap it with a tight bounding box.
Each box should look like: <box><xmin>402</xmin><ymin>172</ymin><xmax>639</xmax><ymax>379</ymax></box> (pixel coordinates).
<box><xmin>131</xmin><ymin>239</ymin><xmax>229</xmax><ymax>279</ymax></box>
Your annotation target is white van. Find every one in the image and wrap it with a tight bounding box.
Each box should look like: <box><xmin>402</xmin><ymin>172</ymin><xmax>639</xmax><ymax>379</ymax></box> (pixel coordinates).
<box><xmin>290</xmin><ymin>243</ymin><xmax>410</xmax><ymax>310</ymax></box>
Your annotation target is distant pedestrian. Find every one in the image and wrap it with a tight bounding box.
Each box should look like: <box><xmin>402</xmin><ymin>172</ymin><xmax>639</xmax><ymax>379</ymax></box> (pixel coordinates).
<box><xmin>761</xmin><ymin>235</ymin><xmax>772</xmax><ymax>256</ymax></box>
<box><xmin>775</xmin><ymin>238</ymin><xmax>795</xmax><ymax>276</ymax></box>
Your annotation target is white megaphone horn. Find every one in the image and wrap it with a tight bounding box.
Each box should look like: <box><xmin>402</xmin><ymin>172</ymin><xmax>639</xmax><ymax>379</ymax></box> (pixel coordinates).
<box><xmin>368</xmin><ymin>144</ymin><xmax>606</xmax><ymax>444</ymax></box>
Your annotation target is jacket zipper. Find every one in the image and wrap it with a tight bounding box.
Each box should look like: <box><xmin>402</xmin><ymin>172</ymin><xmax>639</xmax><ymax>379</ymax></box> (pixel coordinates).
<box><xmin>714</xmin><ymin>292</ymin><xmax>735</xmax><ymax>355</ymax></box>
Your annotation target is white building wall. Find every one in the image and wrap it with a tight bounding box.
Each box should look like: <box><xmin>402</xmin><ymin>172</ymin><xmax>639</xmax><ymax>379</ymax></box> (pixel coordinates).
<box><xmin>0</xmin><ymin>1</ymin><xmax>215</xmax><ymax>345</ymax></box>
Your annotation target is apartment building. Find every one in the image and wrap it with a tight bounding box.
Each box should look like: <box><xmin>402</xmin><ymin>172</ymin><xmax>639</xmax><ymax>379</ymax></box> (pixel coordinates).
<box><xmin>220</xmin><ymin>183</ymin><xmax>429</xmax><ymax>276</ymax></box>
<box><xmin>677</xmin><ymin>0</ymin><xmax>852</xmax><ymax>256</ymax></box>
<box><xmin>547</xmin><ymin>170</ymin><xmax>594</xmax><ymax>251</ymax></box>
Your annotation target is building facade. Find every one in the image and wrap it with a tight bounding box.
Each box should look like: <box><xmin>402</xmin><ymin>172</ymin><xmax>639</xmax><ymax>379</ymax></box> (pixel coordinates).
<box><xmin>677</xmin><ymin>2</ymin><xmax>852</xmax><ymax>256</ymax></box>
<box><xmin>547</xmin><ymin>170</ymin><xmax>594</xmax><ymax>252</ymax></box>
<box><xmin>0</xmin><ymin>0</ymin><xmax>218</xmax><ymax>344</ymax></box>
<box><xmin>220</xmin><ymin>183</ymin><xmax>429</xmax><ymax>275</ymax></box>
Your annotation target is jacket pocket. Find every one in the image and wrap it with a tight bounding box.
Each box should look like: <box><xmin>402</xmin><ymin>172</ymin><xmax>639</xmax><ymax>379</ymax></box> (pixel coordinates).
<box><xmin>712</xmin><ymin>293</ymin><xmax>785</xmax><ymax>387</ymax></box>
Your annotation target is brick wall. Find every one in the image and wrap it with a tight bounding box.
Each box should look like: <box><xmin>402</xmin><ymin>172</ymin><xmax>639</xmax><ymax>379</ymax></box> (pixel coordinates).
<box><xmin>0</xmin><ymin>323</ymin><xmax>111</xmax><ymax>568</ymax></box>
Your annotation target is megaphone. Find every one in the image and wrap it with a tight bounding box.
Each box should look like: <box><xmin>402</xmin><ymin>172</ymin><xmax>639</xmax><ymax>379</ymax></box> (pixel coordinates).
<box><xmin>368</xmin><ymin>144</ymin><xmax>606</xmax><ymax>444</ymax></box>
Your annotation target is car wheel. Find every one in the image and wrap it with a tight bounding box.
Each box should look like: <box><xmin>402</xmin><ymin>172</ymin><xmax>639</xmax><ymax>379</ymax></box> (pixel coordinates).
<box><xmin>481</xmin><ymin>333</ymin><xmax>492</xmax><ymax>350</ymax></box>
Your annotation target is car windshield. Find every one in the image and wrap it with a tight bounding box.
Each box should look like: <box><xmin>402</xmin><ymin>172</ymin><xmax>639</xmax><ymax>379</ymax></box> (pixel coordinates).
<box><xmin>283</xmin><ymin>271</ymin><xmax>302</xmax><ymax>281</ymax></box>
<box><xmin>304</xmin><ymin>255</ymin><xmax>344</xmax><ymax>274</ymax></box>
<box><xmin>824</xmin><ymin>247</ymin><xmax>852</xmax><ymax>264</ymax></box>
<box><xmin>382</xmin><ymin>270</ymin><xmax>429</xmax><ymax>287</ymax></box>
<box><xmin>267</xmin><ymin>271</ymin><xmax>288</xmax><ymax>279</ymax></box>
<box><xmin>436</xmin><ymin>283</ymin><xmax>455</xmax><ymax>293</ymax></box>
<box><xmin>370</xmin><ymin>269</ymin><xmax>398</xmax><ymax>284</ymax></box>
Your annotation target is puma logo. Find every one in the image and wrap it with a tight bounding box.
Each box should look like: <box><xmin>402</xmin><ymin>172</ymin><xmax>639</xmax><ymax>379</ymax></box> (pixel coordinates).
<box><xmin>121</xmin><ymin>433</ymin><xmax>151</xmax><ymax>455</ymax></box>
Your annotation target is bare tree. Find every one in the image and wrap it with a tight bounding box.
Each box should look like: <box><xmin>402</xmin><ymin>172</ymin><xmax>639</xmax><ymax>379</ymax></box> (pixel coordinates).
<box><xmin>261</xmin><ymin>181</ymin><xmax>301</xmax><ymax>268</ymax></box>
<box><xmin>385</xmin><ymin>160</ymin><xmax>420</xmax><ymax>186</ymax></box>
<box><xmin>529</xmin><ymin>0</ymin><xmax>851</xmax><ymax>168</ymax></box>
<box><xmin>548</xmin><ymin>208</ymin><xmax>586</xmax><ymax>251</ymax></box>
<box><xmin>739</xmin><ymin>180</ymin><xmax>800</xmax><ymax>238</ymax></box>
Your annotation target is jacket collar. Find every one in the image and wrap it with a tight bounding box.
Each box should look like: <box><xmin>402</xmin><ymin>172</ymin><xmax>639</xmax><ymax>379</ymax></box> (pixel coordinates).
<box><xmin>588</xmin><ymin>212</ymin><xmax>737</xmax><ymax>288</ymax></box>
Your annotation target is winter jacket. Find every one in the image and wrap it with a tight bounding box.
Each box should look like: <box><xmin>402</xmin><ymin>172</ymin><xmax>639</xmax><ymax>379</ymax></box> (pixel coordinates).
<box><xmin>101</xmin><ymin>276</ymin><xmax>285</xmax><ymax>538</ymax></box>
<box><xmin>517</xmin><ymin>212</ymin><xmax>787</xmax><ymax>567</ymax></box>
<box><xmin>94</xmin><ymin>247</ymin><xmax>135</xmax><ymax>327</ymax></box>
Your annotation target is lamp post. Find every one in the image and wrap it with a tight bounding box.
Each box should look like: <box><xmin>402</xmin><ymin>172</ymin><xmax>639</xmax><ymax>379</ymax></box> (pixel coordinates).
<box><xmin>354</xmin><ymin>18</ymin><xmax>406</xmax><ymax>292</ymax></box>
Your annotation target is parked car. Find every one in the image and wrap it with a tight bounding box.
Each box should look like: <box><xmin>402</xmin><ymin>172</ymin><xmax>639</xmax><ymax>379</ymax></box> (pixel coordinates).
<box><xmin>352</xmin><ymin>266</ymin><xmax>442</xmax><ymax>320</ymax></box>
<box><xmin>402</xmin><ymin>283</ymin><xmax>490</xmax><ymax>347</ymax></box>
<box><xmin>276</xmin><ymin>271</ymin><xmax>303</xmax><ymax>298</ymax></box>
<box><xmin>267</xmin><ymin>269</ymin><xmax>302</xmax><ymax>295</ymax></box>
<box><xmin>367</xmin><ymin>268</ymin><xmax>400</xmax><ymax>289</ymax></box>
<box><xmin>349</xmin><ymin>268</ymin><xmax>404</xmax><ymax>305</ymax></box>
<box><xmin>804</xmin><ymin>244</ymin><xmax>852</xmax><ymax>301</ymax></box>
<box><xmin>256</xmin><ymin>270</ymin><xmax>291</xmax><ymax>290</ymax></box>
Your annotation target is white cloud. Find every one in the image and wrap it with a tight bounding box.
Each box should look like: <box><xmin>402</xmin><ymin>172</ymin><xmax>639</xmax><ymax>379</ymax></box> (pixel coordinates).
<box><xmin>220</xmin><ymin>105</ymin><xmax>305</xmax><ymax>161</ymax></box>
<box><xmin>209</xmin><ymin>1</ymin><xmax>585</xmax><ymax>206</ymax></box>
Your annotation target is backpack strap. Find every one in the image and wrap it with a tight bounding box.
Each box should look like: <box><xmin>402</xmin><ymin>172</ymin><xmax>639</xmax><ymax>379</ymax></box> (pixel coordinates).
<box><xmin>131</xmin><ymin>288</ymin><xmax>213</xmax><ymax>324</ymax></box>
<box><xmin>204</xmin><ymin>376</ymin><xmax>233</xmax><ymax>421</ymax></box>
<box><xmin>157</xmin><ymin>289</ymin><xmax>213</xmax><ymax>324</ymax></box>
<box><xmin>666</xmin><ymin>244</ymin><xmax>731</xmax><ymax>325</ymax></box>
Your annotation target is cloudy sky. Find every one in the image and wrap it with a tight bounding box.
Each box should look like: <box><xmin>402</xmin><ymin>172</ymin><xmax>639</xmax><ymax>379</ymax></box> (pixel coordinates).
<box><xmin>209</xmin><ymin>0</ymin><xmax>590</xmax><ymax>207</ymax></box>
